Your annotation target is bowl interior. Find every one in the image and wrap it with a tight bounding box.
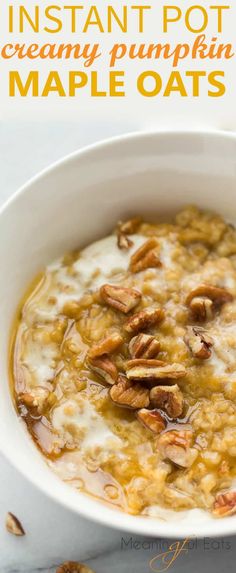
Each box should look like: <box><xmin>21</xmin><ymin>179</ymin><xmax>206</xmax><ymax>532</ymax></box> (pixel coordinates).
<box><xmin>0</xmin><ymin>131</ymin><xmax>236</xmax><ymax>538</ymax></box>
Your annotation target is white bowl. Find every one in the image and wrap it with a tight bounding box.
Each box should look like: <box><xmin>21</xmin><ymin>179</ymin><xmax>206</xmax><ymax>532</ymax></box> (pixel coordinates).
<box><xmin>1</xmin><ymin>130</ymin><xmax>236</xmax><ymax>539</ymax></box>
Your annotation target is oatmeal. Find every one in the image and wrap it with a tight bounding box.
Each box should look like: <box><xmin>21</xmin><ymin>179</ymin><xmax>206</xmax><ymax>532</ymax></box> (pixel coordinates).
<box><xmin>10</xmin><ymin>206</ymin><xmax>236</xmax><ymax>517</ymax></box>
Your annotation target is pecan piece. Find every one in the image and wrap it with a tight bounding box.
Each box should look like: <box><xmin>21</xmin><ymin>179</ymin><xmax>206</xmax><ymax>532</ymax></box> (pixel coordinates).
<box><xmin>129</xmin><ymin>333</ymin><xmax>160</xmax><ymax>359</ymax></box>
<box><xmin>158</xmin><ymin>429</ymin><xmax>193</xmax><ymax>467</ymax></box>
<box><xmin>186</xmin><ymin>284</ymin><xmax>233</xmax><ymax>322</ymax></box>
<box><xmin>6</xmin><ymin>513</ymin><xmax>25</xmax><ymax>536</ymax></box>
<box><xmin>126</xmin><ymin>359</ymin><xmax>186</xmax><ymax>381</ymax></box>
<box><xmin>124</xmin><ymin>307</ymin><xmax>164</xmax><ymax>334</ymax></box>
<box><xmin>189</xmin><ymin>297</ymin><xmax>214</xmax><ymax>322</ymax></box>
<box><xmin>109</xmin><ymin>375</ymin><xmax>150</xmax><ymax>409</ymax></box>
<box><xmin>88</xmin><ymin>332</ymin><xmax>123</xmax><ymax>359</ymax></box>
<box><xmin>150</xmin><ymin>384</ymin><xmax>184</xmax><ymax>418</ymax></box>
<box><xmin>56</xmin><ymin>563</ymin><xmax>95</xmax><ymax>573</ymax></box>
<box><xmin>18</xmin><ymin>393</ymin><xmax>37</xmax><ymax>408</ymax></box>
<box><xmin>137</xmin><ymin>408</ymin><xmax>166</xmax><ymax>434</ymax></box>
<box><xmin>130</xmin><ymin>238</ymin><xmax>162</xmax><ymax>273</ymax></box>
<box><xmin>100</xmin><ymin>284</ymin><xmax>141</xmax><ymax>314</ymax></box>
<box><xmin>118</xmin><ymin>217</ymin><xmax>142</xmax><ymax>235</ymax></box>
<box><xmin>117</xmin><ymin>232</ymin><xmax>133</xmax><ymax>250</ymax></box>
<box><xmin>213</xmin><ymin>491</ymin><xmax>236</xmax><ymax>517</ymax></box>
<box><xmin>116</xmin><ymin>217</ymin><xmax>141</xmax><ymax>250</ymax></box>
<box><xmin>186</xmin><ymin>284</ymin><xmax>233</xmax><ymax>307</ymax></box>
<box><xmin>184</xmin><ymin>326</ymin><xmax>213</xmax><ymax>359</ymax></box>
<box><xmin>89</xmin><ymin>356</ymin><xmax>118</xmax><ymax>385</ymax></box>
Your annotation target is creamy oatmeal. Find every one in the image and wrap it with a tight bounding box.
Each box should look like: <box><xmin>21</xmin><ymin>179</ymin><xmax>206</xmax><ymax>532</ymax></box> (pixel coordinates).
<box><xmin>11</xmin><ymin>207</ymin><xmax>236</xmax><ymax>518</ymax></box>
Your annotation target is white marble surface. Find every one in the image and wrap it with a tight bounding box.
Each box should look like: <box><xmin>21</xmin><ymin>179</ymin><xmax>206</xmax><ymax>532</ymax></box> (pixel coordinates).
<box><xmin>0</xmin><ymin>121</ymin><xmax>236</xmax><ymax>572</ymax></box>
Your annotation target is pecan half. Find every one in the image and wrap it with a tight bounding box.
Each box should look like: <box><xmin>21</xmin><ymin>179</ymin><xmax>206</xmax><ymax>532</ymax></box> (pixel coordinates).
<box><xmin>129</xmin><ymin>333</ymin><xmax>160</xmax><ymax>359</ymax></box>
<box><xmin>189</xmin><ymin>297</ymin><xmax>214</xmax><ymax>322</ymax></box>
<box><xmin>137</xmin><ymin>408</ymin><xmax>166</xmax><ymax>434</ymax></box>
<box><xmin>56</xmin><ymin>563</ymin><xmax>95</xmax><ymax>573</ymax></box>
<box><xmin>184</xmin><ymin>326</ymin><xmax>214</xmax><ymax>359</ymax></box>
<box><xmin>109</xmin><ymin>375</ymin><xmax>150</xmax><ymax>409</ymax></box>
<box><xmin>213</xmin><ymin>491</ymin><xmax>236</xmax><ymax>517</ymax></box>
<box><xmin>126</xmin><ymin>359</ymin><xmax>186</xmax><ymax>381</ymax></box>
<box><xmin>158</xmin><ymin>429</ymin><xmax>193</xmax><ymax>467</ymax></box>
<box><xmin>118</xmin><ymin>217</ymin><xmax>142</xmax><ymax>235</ymax></box>
<box><xmin>6</xmin><ymin>513</ymin><xmax>25</xmax><ymax>536</ymax></box>
<box><xmin>130</xmin><ymin>238</ymin><xmax>162</xmax><ymax>273</ymax></box>
<box><xmin>150</xmin><ymin>384</ymin><xmax>184</xmax><ymax>418</ymax></box>
<box><xmin>88</xmin><ymin>332</ymin><xmax>123</xmax><ymax>359</ymax></box>
<box><xmin>186</xmin><ymin>284</ymin><xmax>233</xmax><ymax>307</ymax></box>
<box><xmin>89</xmin><ymin>356</ymin><xmax>118</xmax><ymax>385</ymax></box>
<box><xmin>100</xmin><ymin>284</ymin><xmax>141</xmax><ymax>314</ymax></box>
<box><xmin>124</xmin><ymin>307</ymin><xmax>164</xmax><ymax>334</ymax></box>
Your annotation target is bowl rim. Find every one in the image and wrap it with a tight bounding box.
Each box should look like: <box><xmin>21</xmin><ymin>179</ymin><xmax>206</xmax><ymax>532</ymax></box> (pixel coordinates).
<box><xmin>1</xmin><ymin>126</ymin><xmax>236</xmax><ymax>220</ymax></box>
<box><xmin>1</xmin><ymin>127</ymin><xmax>236</xmax><ymax>539</ymax></box>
